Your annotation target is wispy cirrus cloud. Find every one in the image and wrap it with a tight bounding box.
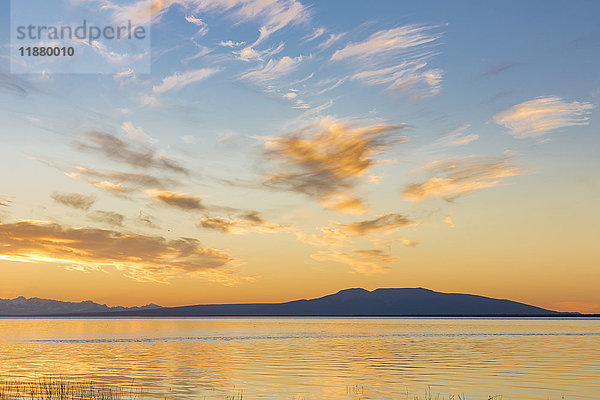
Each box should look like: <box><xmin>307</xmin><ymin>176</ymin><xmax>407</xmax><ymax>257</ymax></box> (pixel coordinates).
<box><xmin>146</xmin><ymin>190</ymin><xmax>206</xmax><ymax>211</ymax></box>
<box><xmin>302</xmin><ymin>27</ymin><xmax>325</xmax><ymax>43</ymax></box>
<box><xmin>426</xmin><ymin>124</ymin><xmax>479</xmax><ymax>149</ymax></box>
<box><xmin>351</xmin><ymin>62</ymin><xmax>443</xmax><ymax>96</ymax></box>
<box><xmin>317</xmin><ymin>33</ymin><xmax>345</xmax><ymax>50</ymax></box>
<box><xmin>51</xmin><ymin>192</ymin><xmax>96</xmax><ymax>211</ymax></box>
<box><xmin>402</xmin><ymin>154</ymin><xmax>523</xmax><ymax>202</ymax></box>
<box><xmin>331</xmin><ymin>25</ymin><xmax>441</xmax><ymax>61</ymax></box>
<box><xmin>0</xmin><ymin>220</ymin><xmax>236</xmax><ymax>283</ymax></box>
<box><xmin>185</xmin><ymin>15</ymin><xmax>209</xmax><ymax>36</ymax></box>
<box><xmin>263</xmin><ymin>116</ymin><xmax>406</xmax><ymax>214</ymax></box>
<box><xmin>240</xmin><ymin>55</ymin><xmax>307</xmax><ymax>84</ymax></box>
<box><xmin>112</xmin><ymin>0</ymin><xmax>308</xmax><ymax>61</ymax></box>
<box><xmin>152</xmin><ymin>68</ymin><xmax>220</xmax><ymax>94</ymax></box>
<box><xmin>331</xmin><ymin>24</ymin><xmax>444</xmax><ymax>97</ymax></box>
<box><xmin>494</xmin><ymin>96</ymin><xmax>594</xmax><ymax>138</ymax></box>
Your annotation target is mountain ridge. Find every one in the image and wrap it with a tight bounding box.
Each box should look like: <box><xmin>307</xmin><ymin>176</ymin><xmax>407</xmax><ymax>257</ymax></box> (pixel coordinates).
<box><xmin>0</xmin><ymin>287</ymin><xmax>570</xmax><ymax>317</ymax></box>
<box><xmin>0</xmin><ymin>296</ymin><xmax>161</xmax><ymax>316</ymax></box>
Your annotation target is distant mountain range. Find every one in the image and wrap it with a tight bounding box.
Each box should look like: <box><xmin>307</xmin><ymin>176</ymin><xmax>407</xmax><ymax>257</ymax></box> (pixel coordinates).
<box><xmin>0</xmin><ymin>288</ymin><xmax>568</xmax><ymax>317</ymax></box>
<box><xmin>0</xmin><ymin>296</ymin><xmax>161</xmax><ymax>316</ymax></box>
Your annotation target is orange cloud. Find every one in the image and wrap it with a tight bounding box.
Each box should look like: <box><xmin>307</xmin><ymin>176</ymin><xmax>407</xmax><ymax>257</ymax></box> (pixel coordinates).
<box><xmin>494</xmin><ymin>96</ymin><xmax>594</xmax><ymax>138</ymax></box>
<box><xmin>403</xmin><ymin>154</ymin><xmax>523</xmax><ymax>202</ymax></box>
<box><xmin>199</xmin><ymin>212</ymin><xmax>289</xmax><ymax>234</ymax></box>
<box><xmin>146</xmin><ymin>190</ymin><xmax>206</xmax><ymax>210</ymax></box>
<box><xmin>263</xmin><ymin>117</ymin><xmax>406</xmax><ymax>213</ymax></box>
<box><xmin>397</xmin><ymin>238</ymin><xmax>419</xmax><ymax>247</ymax></box>
<box><xmin>297</xmin><ymin>212</ymin><xmax>416</xmax><ymax>249</ymax></box>
<box><xmin>443</xmin><ymin>213</ymin><xmax>455</xmax><ymax>228</ymax></box>
<box><xmin>0</xmin><ymin>220</ymin><xmax>235</xmax><ymax>283</ymax></box>
<box><xmin>341</xmin><ymin>213</ymin><xmax>416</xmax><ymax>235</ymax></box>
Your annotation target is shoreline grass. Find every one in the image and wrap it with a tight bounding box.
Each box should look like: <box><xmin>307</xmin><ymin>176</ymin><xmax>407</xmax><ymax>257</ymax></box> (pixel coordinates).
<box><xmin>0</xmin><ymin>377</ymin><xmax>539</xmax><ymax>400</ymax></box>
<box><xmin>0</xmin><ymin>377</ymin><xmax>143</xmax><ymax>400</ymax></box>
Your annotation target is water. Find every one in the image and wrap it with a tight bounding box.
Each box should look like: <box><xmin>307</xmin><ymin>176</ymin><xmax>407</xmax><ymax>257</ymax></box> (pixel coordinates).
<box><xmin>0</xmin><ymin>318</ymin><xmax>599</xmax><ymax>399</ymax></box>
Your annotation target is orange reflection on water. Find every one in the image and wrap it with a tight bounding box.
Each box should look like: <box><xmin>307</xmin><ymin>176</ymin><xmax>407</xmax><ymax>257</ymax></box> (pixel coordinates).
<box><xmin>0</xmin><ymin>318</ymin><xmax>599</xmax><ymax>400</ymax></box>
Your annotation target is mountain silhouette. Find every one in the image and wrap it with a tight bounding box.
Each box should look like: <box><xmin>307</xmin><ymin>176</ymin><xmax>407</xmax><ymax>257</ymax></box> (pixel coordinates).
<box><xmin>0</xmin><ymin>296</ymin><xmax>161</xmax><ymax>316</ymax></box>
<box><xmin>0</xmin><ymin>288</ymin><xmax>564</xmax><ymax>317</ymax></box>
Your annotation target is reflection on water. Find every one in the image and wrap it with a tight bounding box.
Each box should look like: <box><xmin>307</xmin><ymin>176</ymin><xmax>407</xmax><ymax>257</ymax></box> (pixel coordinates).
<box><xmin>0</xmin><ymin>318</ymin><xmax>599</xmax><ymax>399</ymax></box>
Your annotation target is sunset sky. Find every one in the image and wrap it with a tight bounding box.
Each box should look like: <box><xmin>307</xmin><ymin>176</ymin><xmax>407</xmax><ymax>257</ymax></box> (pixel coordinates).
<box><xmin>0</xmin><ymin>0</ymin><xmax>598</xmax><ymax>313</ymax></box>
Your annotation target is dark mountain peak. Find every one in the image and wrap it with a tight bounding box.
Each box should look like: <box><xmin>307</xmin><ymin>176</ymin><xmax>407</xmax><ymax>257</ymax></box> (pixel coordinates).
<box><xmin>335</xmin><ymin>288</ymin><xmax>371</xmax><ymax>295</ymax></box>
<box><xmin>0</xmin><ymin>296</ymin><xmax>162</xmax><ymax>316</ymax></box>
<box><xmin>372</xmin><ymin>287</ymin><xmax>433</xmax><ymax>293</ymax></box>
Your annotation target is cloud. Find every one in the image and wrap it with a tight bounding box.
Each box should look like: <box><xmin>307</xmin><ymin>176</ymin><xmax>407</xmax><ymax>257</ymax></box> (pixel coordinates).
<box><xmin>263</xmin><ymin>116</ymin><xmax>406</xmax><ymax>213</ymax></box>
<box><xmin>317</xmin><ymin>33</ymin><xmax>345</xmax><ymax>50</ymax></box>
<box><xmin>402</xmin><ymin>154</ymin><xmax>523</xmax><ymax>202</ymax></box>
<box><xmin>296</xmin><ymin>212</ymin><xmax>416</xmax><ymax>249</ymax></box>
<box><xmin>146</xmin><ymin>190</ymin><xmax>206</xmax><ymax>211</ymax></box>
<box><xmin>89</xmin><ymin>211</ymin><xmax>125</xmax><ymax>227</ymax></box>
<box><xmin>480</xmin><ymin>63</ymin><xmax>520</xmax><ymax>79</ymax></box>
<box><xmin>0</xmin><ymin>220</ymin><xmax>235</xmax><ymax>283</ymax></box>
<box><xmin>122</xmin><ymin>121</ymin><xmax>155</xmax><ymax>143</ymax></box>
<box><xmin>76</xmin><ymin>131</ymin><xmax>189</xmax><ymax>175</ymax></box>
<box><xmin>427</xmin><ymin>124</ymin><xmax>479</xmax><ymax>149</ymax></box>
<box><xmin>114</xmin><ymin>68</ymin><xmax>137</xmax><ymax>84</ymax></box>
<box><xmin>493</xmin><ymin>96</ymin><xmax>594</xmax><ymax>138</ymax></box>
<box><xmin>397</xmin><ymin>238</ymin><xmax>419</xmax><ymax>247</ymax></box>
<box><xmin>331</xmin><ymin>25</ymin><xmax>441</xmax><ymax>61</ymax></box>
<box><xmin>446</xmin><ymin>133</ymin><xmax>479</xmax><ymax>146</ymax></box>
<box><xmin>51</xmin><ymin>192</ymin><xmax>96</xmax><ymax>211</ymax></box>
<box><xmin>152</xmin><ymin>68</ymin><xmax>220</xmax><ymax>94</ymax></box>
<box><xmin>240</xmin><ymin>55</ymin><xmax>306</xmax><ymax>84</ymax></box>
<box><xmin>331</xmin><ymin>25</ymin><xmax>443</xmax><ymax>97</ymax></box>
<box><xmin>312</xmin><ymin>249</ymin><xmax>394</xmax><ymax>275</ymax></box>
<box><xmin>185</xmin><ymin>15</ymin><xmax>209</xmax><ymax>36</ymax></box>
<box><xmin>137</xmin><ymin>210</ymin><xmax>160</xmax><ymax>229</ymax></box>
<box><xmin>443</xmin><ymin>213</ymin><xmax>455</xmax><ymax>228</ymax></box>
<box><xmin>340</xmin><ymin>213</ymin><xmax>416</xmax><ymax>235</ymax></box>
<box><xmin>0</xmin><ymin>68</ymin><xmax>36</xmax><ymax>96</ymax></box>
<box><xmin>219</xmin><ymin>40</ymin><xmax>246</xmax><ymax>48</ymax></box>
<box><xmin>350</xmin><ymin>61</ymin><xmax>443</xmax><ymax>96</ymax></box>
<box><xmin>234</xmin><ymin>42</ymin><xmax>285</xmax><ymax>62</ymax></box>
<box><xmin>199</xmin><ymin>211</ymin><xmax>288</xmax><ymax>234</ymax></box>
<box><xmin>73</xmin><ymin>166</ymin><xmax>178</xmax><ymax>190</ymax></box>
<box><xmin>296</xmin><ymin>225</ymin><xmax>350</xmax><ymax>247</ymax></box>
<box><xmin>106</xmin><ymin>0</ymin><xmax>308</xmax><ymax>35</ymax></box>
<box><xmin>302</xmin><ymin>27</ymin><xmax>325</xmax><ymax>43</ymax></box>
<box><xmin>118</xmin><ymin>0</ymin><xmax>307</xmax><ymax>61</ymax></box>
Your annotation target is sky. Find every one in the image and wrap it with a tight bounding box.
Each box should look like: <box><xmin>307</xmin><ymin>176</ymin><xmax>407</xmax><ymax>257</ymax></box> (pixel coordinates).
<box><xmin>0</xmin><ymin>0</ymin><xmax>599</xmax><ymax>313</ymax></box>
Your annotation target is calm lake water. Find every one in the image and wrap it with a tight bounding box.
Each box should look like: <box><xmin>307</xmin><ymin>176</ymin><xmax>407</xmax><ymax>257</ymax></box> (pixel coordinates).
<box><xmin>0</xmin><ymin>318</ymin><xmax>599</xmax><ymax>399</ymax></box>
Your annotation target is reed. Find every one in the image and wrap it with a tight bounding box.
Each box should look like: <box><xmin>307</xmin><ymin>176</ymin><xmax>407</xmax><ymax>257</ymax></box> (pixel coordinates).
<box><xmin>0</xmin><ymin>378</ymin><xmax>523</xmax><ymax>400</ymax></box>
<box><xmin>0</xmin><ymin>377</ymin><xmax>142</xmax><ymax>400</ymax></box>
